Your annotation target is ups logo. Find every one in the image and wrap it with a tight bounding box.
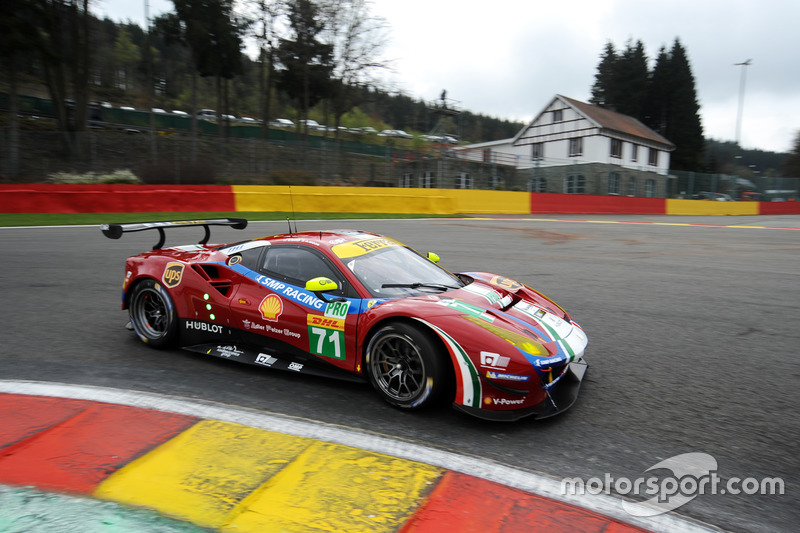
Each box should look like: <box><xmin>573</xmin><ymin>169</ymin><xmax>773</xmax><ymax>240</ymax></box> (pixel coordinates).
<box><xmin>162</xmin><ymin>262</ymin><xmax>185</xmax><ymax>288</ymax></box>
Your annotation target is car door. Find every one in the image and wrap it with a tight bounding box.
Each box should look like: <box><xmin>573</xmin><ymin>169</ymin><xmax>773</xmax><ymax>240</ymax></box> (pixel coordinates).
<box><xmin>229</xmin><ymin>245</ymin><xmax>362</xmax><ymax>372</ymax></box>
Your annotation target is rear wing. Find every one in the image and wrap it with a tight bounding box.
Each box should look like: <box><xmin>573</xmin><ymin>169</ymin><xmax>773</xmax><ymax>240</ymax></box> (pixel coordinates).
<box><xmin>101</xmin><ymin>218</ymin><xmax>248</xmax><ymax>249</ymax></box>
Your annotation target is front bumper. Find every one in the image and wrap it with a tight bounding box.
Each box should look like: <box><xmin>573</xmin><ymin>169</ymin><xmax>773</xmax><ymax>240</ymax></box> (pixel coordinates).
<box><xmin>452</xmin><ymin>359</ymin><xmax>588</xmax><ymax>422</ymax></box>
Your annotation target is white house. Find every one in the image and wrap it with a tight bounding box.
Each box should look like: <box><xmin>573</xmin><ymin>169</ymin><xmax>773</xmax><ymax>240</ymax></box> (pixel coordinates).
<box><xmin>457</xmin><ymin>95</ymin><xmax>674</xmax><ymax>173</ymax></box>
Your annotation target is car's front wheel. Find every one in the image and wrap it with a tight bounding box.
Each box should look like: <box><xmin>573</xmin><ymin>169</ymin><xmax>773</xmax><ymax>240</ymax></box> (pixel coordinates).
<box><xmin>128</xmin><ymin>278</ymin><xmax>177</xmax><ymax>348</ymax></box>
<box><xmin>365</xmin><ymin>322</ymin><xmax>447</xmax><ymax>409</ymax></box>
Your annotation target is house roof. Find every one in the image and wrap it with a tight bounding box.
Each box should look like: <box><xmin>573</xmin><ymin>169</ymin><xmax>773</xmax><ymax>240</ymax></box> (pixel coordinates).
<box><xmin>556</xmin><ymin>95</ymin><xmax>675</xmax><ymax>149</ymax></box>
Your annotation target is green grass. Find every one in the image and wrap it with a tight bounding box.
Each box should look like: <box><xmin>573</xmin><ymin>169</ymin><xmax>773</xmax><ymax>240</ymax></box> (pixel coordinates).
<box><xmin>0</xmin><ymin>211</ymin><xmax>462</xmax><ymax>227</ymax></box>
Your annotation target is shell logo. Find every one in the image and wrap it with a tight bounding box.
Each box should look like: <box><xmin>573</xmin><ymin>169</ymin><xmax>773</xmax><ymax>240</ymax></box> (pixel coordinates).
<box><xmin>259</xmin><ymin>294</ymin><xmax>283</xmax><ymax>322</ymax></box>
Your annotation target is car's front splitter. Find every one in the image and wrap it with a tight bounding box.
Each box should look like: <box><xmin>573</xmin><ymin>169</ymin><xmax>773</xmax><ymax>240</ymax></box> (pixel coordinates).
<box><xmin>452</xmin><ymin>359</ymin><xmax>588</xmax><ymax>422</ymax></box>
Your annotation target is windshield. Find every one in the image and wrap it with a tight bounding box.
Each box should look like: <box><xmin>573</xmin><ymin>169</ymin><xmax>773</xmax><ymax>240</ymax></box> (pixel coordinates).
<box><xmin>344</xmin><ymin>246</ymin><xmax>464</xmax><ymax>297</ymax></box>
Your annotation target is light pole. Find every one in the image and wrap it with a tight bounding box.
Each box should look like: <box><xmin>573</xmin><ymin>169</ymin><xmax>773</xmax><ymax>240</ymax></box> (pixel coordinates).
<box><xmin>734</xmin><ymin>59</ymin><xmax>752</xmax><ymax>147</ymax></box>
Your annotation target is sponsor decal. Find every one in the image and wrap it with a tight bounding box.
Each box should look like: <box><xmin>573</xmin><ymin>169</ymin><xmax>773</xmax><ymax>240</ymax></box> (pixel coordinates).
<box><xmin>462</xmin><ymin>284</ymin><xmax>502</xmax><ymax>304</ymax></box>
<box><xmin>213</xmin><ymin>345</ymin><xmax>243</xmax><ymax>358</ymax></box>
<box><xmin>307</xmin><ymin>315</ymin><xmax>346</xmax><ymax>331</ymax></box>
<box><xmin>162</xmin><ymin>262</ymin><xmax>184</xmax><ymax>288</ymax></box>
<box><xmin>242</xmin><ymin>319</ymin><xmax>265</xmax><ymax>331</ymax></box>
<box><xmin>439</xmin><ymin>299</ymin><xmax>495</xmax><ymax>323</ymax></box>
<box><xmin>243</xmin><ymin>318</ymin><xmax>299</xmax><ymax>338</ymax></box>
<box><xmin>254</xmin><ymin>275</ymin><xmax>325</xmax><ymax>311</ymax></box>
<box><xmin>283</xmin><ymin>237</ymin><xmax>321</xmax><ymax>246</ymax></box>
<box><xmin>288</xmin><ymin>362</ymin><xmax>303</xmax><ymax>371</ymax></box>
<box><xmin>185</xmin><ymin>321</ymin><xmax>224</xmax><ymax>334</ymax></box>
<box><xmin>220</xmin><ymin>241</ymin><xmax>270</xmax><ymax>255</ymax></box>
<box><xmin>238</xmin><ymin>298</ymin><xmax>250</xmax><ymax>305</ymax></box>
<box><xmin>259</xmin><ymin>294</ymin><xmax>283</xmax><ymax>321</ymax></box>
<box><xmin>331</xmin><ymin>237</ymin><xmax>399</xmax><ymax>258</ymax></box>
<box><xmin>486</xmin><ymin>371</ymin><xmax>530</xmax><ymax>382</ymax></box>
<box><xmin>324</xmin><ymin>300</ymin><xmax>351</xmax><ymax>319</ymax></box>
<box><xmin>534</xmin><ymin>356</ymin><xmax>564</xmax><ymax>368</ymax></box>
<box><xmin>484</xmin><ymin>397</ymin><xmax>526</xmax><ymax>406</ymax></box>
<box><xmin>480</xmin><ymin>351</ymin><xmax>511</xmax><ymax>370</ymax></box>
<box><xmin>169</xmin><ymin>245</ymin><xmax>206</xmax><ymax>251</ymax></box>
<box><xmin>489</xmin><ymin>276</ymin><xmax>524</xmax><ymax>292</ymax></box>
<box><xmin>255</xmin><ymin>353</ymin><xmax>277</xmax><ymax>367</ymax></box>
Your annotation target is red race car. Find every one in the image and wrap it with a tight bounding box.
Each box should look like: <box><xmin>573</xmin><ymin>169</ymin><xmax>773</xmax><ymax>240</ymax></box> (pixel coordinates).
<box><xmin>102</xmin><ymin>219</ymin><xmax>588</xmax><ymax>421</ymax></box>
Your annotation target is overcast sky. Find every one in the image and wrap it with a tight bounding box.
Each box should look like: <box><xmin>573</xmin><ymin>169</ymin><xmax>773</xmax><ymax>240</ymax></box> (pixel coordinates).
<box><xmin>93</xmin><ymin>0</ymin><xmax>799</xmax><ymax>153</ymax></box>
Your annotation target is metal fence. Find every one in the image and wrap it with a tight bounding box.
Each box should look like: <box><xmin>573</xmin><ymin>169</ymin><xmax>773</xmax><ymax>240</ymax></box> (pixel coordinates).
<box><xmin>2</xmin><ymin>129</ymin><xmax>798</xmax><ymax>201</ymax></box>
<box><xmin>670</xmin><ymin>169</ymin><xmax>799</xmax><ymax>201</ymax></box>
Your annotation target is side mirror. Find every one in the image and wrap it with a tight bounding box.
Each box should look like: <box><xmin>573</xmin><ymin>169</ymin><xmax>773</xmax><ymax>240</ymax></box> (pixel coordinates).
<box><xmin>426</xmin><ymin>252</ymin><xmax>440</xmax><ymax>264</ymax></box>
<box><xmin>305</xmin><ymin>276</ymin><xmax>339</xmax><ymax>292</ymax></box>
<box><xmin>305</xmin><ymin>277</ymin><xmax>346</xmax><ymax>303</ymax></box>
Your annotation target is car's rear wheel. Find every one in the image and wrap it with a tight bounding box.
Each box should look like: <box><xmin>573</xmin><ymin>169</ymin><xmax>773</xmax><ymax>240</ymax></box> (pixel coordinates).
<box><xmin>365</xmin><ymin>322</ymin><xmax>447</xmax><ymax>409</ymax></box>
<box><xmin>128</xmin><ymin>279</ymin><xmax>177</xmax><ymax>348</ymax></box>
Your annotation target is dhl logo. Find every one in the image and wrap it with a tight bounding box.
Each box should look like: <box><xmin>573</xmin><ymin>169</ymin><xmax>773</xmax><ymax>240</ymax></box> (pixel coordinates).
<box><xmin>307</xmin><ymin>315</ymin><xmax>345</xmax><ymax>331</ymax></box>
<box><xmin>162</xmin><ymin>262</ymin><xmax>184</xmax><ymax>288</ymax></box>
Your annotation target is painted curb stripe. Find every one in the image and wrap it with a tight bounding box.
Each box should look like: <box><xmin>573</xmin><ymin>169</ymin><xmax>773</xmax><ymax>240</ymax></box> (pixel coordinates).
<box><xmin>401</xmin><ymin>471</ymin><xmax>649</xmax><ymax>532</ymax></box>
<box><xmin>225</xmin><ymin>441</ymin><xmax>442</xmax><ymax>532</ymax></box>
<box><xmin>94</xmin><ymin>419</ymin><xmax>315</xmax><ymax>527</ymax></box>
<box><xmin>0</xmin><ymin>383</ymin><xmax>720</xmax><ymax>533</ymax></box>
<box><xmin>0</xmin><ymin>394</ymin><xmax>198</xmax><ymax>493</ymax></box>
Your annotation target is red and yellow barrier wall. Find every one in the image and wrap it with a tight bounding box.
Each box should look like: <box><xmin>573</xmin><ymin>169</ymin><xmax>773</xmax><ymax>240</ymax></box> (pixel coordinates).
<box><xmin>1</xmin><ymin>185</ymin><xmax>798</xmax><ymax>215</ymax></box>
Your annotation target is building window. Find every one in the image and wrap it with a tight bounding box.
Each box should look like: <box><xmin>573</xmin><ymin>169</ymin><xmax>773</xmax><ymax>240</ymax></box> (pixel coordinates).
<box><xmin>569</xmin><ymin>137</ymin><xmax>583</xmax><ymax>157</ymax></box>
<box><xmin>482</xmin><ymin>149</ymin><xmax>493</xmax><ymax>163</ymax></box>
<box><xmin>610</xmin><ymin>139</ymin><xmax>622</xmax><ymax>158</ymax></box>
<box><xmin>399</xmin><ymin>173</ymin><xmax>412</xmax><ymax>188</ymax></box>
<box><xmin>565</xmin><ymin>175</ymin><xmax>585</xmax><ymax>194</ymax></box>
<box><xmin>531</xmin><ymin>143</ymin><xmax>544</xmax><ymax>160</ymax></box>
<box><xmin>419</xmin><ymin>171</ymin><xmax>435</xmax><ymax>188</ymax></box>
<box><xmin>627</xmin><ymin>177</ymin><xmax>637</xmax><ymax>196</ymax></box>
<box><xmin>631</xmin><ymin>144</ymin><xmax>639</xmax><ymax>162</ymax></box>
<box><xmin>553</xmin><ymin>109</ymin><xmax>563</xmax><ymax>122</ymax></box>
<box><xmin>455</xmin><ymin>172</ymin><xmax>473</xmax><ymax>189</ymax></box>
<box><xmin>607</xmin><ymin>172</ymin><xmax>620</xmax><ymax>195</ymax></box>
<box><xmin>490</xmin><ymin>175</ymin><xmax>505</xmax><ymax>190</ymax></box>
<box><xmin>529</xmin><ymin>177</ymin><xmax>546</xmax><ymax>192</ymax></box>
<box><xmin>648</xmin><ymin>148</ymin><xmax>659</xmax><ymax>166</ymax></box>
<box><xmin>645</xmin><ymin>179</ymin><xmax>656</xmax><ymax>197</ymax></box>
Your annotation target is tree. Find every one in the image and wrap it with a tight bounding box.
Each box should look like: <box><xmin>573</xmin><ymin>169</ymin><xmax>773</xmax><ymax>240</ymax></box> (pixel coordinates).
<box><xmin>162</xmin><ymin>0</ymin><xmax>244</xmax><ymax>145</ymax></box>
<box><xmin>114</xmin><ymin>28</ymin><xmax>141</xmax><ymax>91</ymax></box>
<box><xmin>590</xmin><ymin>41</ymin><xmax>618</xmax><ymax>108</ymax></box>
<box><xmin>617</xmin><ymin>40</ymin><xmax>649</xmax><ymax>119</ymax></box>
<box><xmin>591</xmin><ymin>39</ymin><xmax>649</xmax><ymax>117</ymax></box>
<box><xmin>275</xmin><ymin>0</ymin><xmax>334</xmax><ymax>137</ymax></box>
<box><xmin>781</xmin><ymin>131</ymin><xmax>800</xmax><ymax>177</ymax></box>
<box><xmin>318</xmin><ymin>0</ymin><xmax>390</xmax><ymax>136</ymax></box>
<box><xmin>591</xmin><ymin>37</ymin><xmax>704</xmax><ymax>172</ymax></box>
<box><xmin>660</xmin><ymin>39</ymin><xmax>704</xmax><ymax>171</ymax></box>
<box><xmin>0</xmin><ymin>0</ymin><xmax>43</xmax><ymax>179</ymax></box>
<box><xmin>249</xmin><ymin>0</ymin><xmax>285</xmax><ymax>140</ymax></box>
<box><xmin>28</xmin><ymin>1</ymin><xmax>94</xmax><ymax>156</ymax></box>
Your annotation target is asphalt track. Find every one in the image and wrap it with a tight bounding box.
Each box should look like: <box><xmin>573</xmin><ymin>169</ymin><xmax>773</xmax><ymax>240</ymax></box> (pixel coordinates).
<box><xmin>1</xmin><ymin>215</ymin><xmax>798</xmax><ymax>532</ymax></box>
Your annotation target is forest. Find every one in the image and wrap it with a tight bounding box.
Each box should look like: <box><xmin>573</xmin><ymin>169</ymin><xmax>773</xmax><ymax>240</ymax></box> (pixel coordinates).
<box><xmin>1</xmin><ymin>0</ymin><xmax>796</xmax><ymax>181</ymax></box>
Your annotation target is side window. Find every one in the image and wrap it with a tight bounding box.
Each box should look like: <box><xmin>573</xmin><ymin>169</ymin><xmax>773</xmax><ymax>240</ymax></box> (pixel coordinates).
<box><xmin>261</xmin><ymin>246</ymin><xmax>352</xmax><ymax>297</ymax></box>
<box><xmin>238</xmin><ymin>246</ymin><xmax>265</xmax><ymax>271</ymax></box>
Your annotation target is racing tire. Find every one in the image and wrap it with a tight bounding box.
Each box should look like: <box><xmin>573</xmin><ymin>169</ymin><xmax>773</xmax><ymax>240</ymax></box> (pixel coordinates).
<box><xmin>128</xmin><ymin>278</ymin><xmax>178</xmax><ymax>348</ymax></box>
<box><xmin>365</xmin><ymin>322</ymin><xmax>447</xmax><ymax>410</ymax></box>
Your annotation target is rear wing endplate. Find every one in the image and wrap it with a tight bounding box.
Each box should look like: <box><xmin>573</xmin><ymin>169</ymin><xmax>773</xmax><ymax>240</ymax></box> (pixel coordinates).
<box><xmin>101</xmin><ymin>218</ymin><xmax>248</xmax><ymax>250</ymax></box>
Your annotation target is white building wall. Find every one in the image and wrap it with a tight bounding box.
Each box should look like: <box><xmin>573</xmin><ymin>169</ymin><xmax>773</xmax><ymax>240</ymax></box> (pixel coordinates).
<box><xmin>456</xmin><ymin>96</ymin><xmax>673</xmax><ymax>175</ymax></box>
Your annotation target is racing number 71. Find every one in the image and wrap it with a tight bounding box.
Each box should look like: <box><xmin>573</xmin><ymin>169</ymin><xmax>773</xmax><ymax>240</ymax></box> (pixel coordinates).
<box><xmin>310</xmin><ymin>327</ymin><xmax>344</xmax><ymax>360</ymax></box>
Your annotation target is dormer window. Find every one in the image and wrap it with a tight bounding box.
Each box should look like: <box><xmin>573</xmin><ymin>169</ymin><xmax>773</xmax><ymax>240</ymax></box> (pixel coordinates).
<box><xmin>553</xmin><ymin>109</ymin><xmax>563</xmax><ymax>122</ymax></box>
